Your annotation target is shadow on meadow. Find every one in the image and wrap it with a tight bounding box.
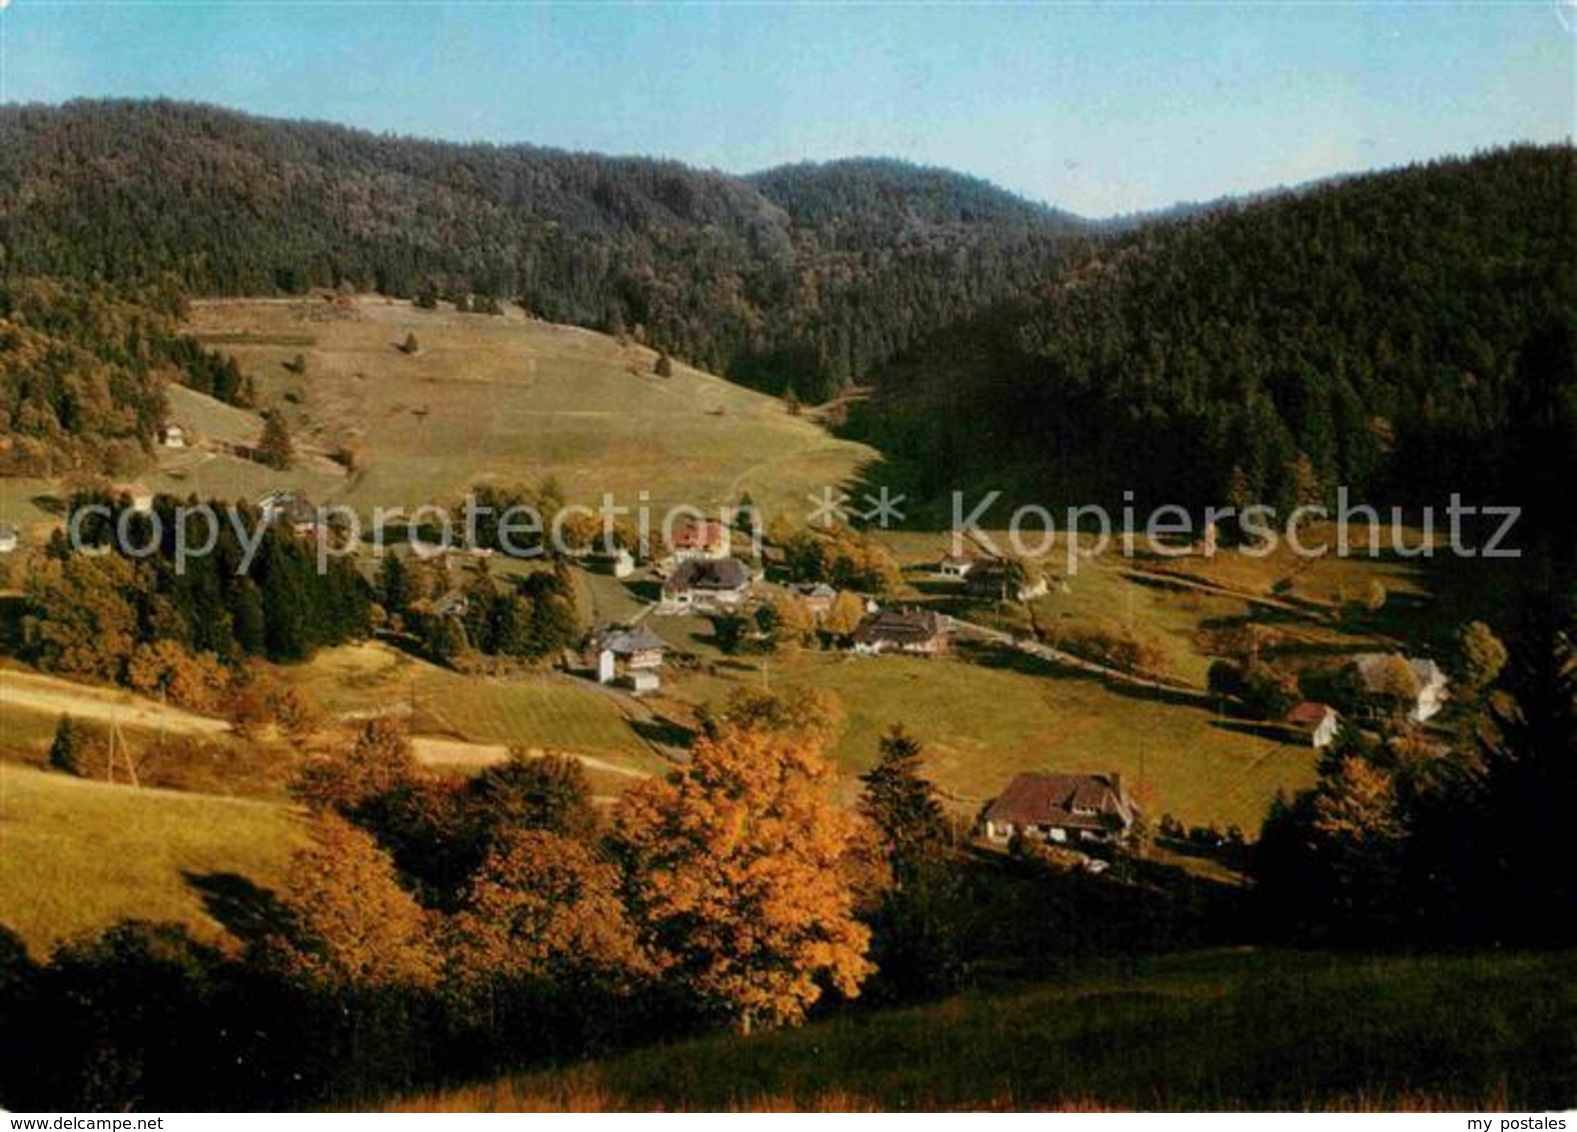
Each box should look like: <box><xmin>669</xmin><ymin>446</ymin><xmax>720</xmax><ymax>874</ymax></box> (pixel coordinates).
<box><xmin>185</xmin><ymin>871</ymin><xmax>292</xmax><ymax>946</ymax></box>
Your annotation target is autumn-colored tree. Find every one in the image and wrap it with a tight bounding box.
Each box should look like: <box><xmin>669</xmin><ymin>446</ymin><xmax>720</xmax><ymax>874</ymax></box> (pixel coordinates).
<box><xmin>769</xmin><ymin>593</ymin><xmax>816</xmax><ymax>648</ymax></box>
<box><xmin>1309</xmin><ymin>755</ymin><xmax>1406</xmax><ymax>920</ymax></box>
<box><xmin>465</xmin><ymin>750</ymin><xmax>598</xmax><ymax>845</ymax></box>
<box><xmin>702</xmin><ymin>685</ymin><xmax>846</xmax><ymax>750</ymax></box>
<box><xmin>1455</xmin><ymin>620</ymin><xmax>1508</xmax><ymax>697</ymax></box>
<box><xmin>267</xmin><ymin>814</ymin><xmax>440</xmax><ymax>989</ymax></box>
<box><xmin>614</xmin><ymin>722</ymin><xmax>872</xmax><ymax>1033</ymax></box>
<box><xmin>557</xmin><ymin>509</ymin><xmax>602</xmax><ymax>555</ymax></box>
<box><xmin>447</xmin><ymin>829</ymin><xmax>648</xmax><ymax>985</ymax></box>
<box><xmin>24</xmin><ymin>554</ymin><xmax>139</xmax><ymax>681</ymax></box>
<box><xmin>125</xmin><ymin>640</ymin><xmax>229</xmax><ymax>713</ymax></box>
<box><xmin>1365</xmin><ymin>655</ymin><xmax>1422</xmax><ymax>719</ymax></box>
<box><xmin>291</xmin><ymin>715</ymin><xmax>420</xmax><ymax>814</ymax></box>
<box><xmin>823</xmin><ymin>591</ymin><xmax>867</xmax><ymax>639</ymax></box>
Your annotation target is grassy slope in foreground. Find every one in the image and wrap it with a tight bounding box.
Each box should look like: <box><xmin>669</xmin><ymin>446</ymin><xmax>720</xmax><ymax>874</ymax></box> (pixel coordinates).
<box><xmin>0</xmin><ymin>763</ymin><xmax>301</xmax><ymax>955</ymax></box>
<box><xmin>392</xmin><ymin>949</ymin><xmax>1577</xmax><ymax>1112</ymax></box>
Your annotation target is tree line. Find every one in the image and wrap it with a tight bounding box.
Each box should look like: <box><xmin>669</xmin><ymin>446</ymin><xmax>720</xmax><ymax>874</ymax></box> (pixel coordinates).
<box><xmin>1</xmin><ymin>101</ymin><xmax>1087</xmax><ymax>402</ymax></box>
<box><xmin>1254</xmin><ymin>590</ymin><xmax>1576</xmax><ymax>946</ymax></box>
<box><xmin>0</xmin><ymin>685</ymin><xmax>1241</xmax><ymax>1110</ymax></box>
<box><xmin>849</xmin><ymin>144</ymin><xmax>1575</xmax><ymax>519</ymax></box>
<box><xmin>23</xmin><ymin>492</ymin><xmax>370</xmax><ymax>702</ymax></box>
<box><xmin>1</xmin><ymin>276</ymin><xmax>255</xmax><ymax>476</ymax></box>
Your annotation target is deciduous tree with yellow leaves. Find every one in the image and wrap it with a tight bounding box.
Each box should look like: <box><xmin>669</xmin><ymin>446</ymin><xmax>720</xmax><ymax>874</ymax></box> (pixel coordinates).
<box><xmin>446</xmin><ymin>829</ymin><xmax>649</xmax><ymax>986</ymax></box>
<box><xmin>613</xmin><ymin>717</ymin><xmax>873</xmax><ymax>1033</ymax></box>
<box><xmin>267</xmin><ymin>814</ymin><xmax>441</xmax><ymax>990</ymax></box>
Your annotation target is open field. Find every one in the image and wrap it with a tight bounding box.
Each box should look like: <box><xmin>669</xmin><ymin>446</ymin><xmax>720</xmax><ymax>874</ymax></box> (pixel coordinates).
<box><xmin>282</xmin><ymin>643</ymin><xmax>669</xmax><ymax>770</ymax></box>
<box><xmin>0</xmin><ymin>665</ymin><xmax>230</xmax><ymax>739</ymax></box>
<box><xmin>0</xmin><ymin>763</ymin><xmax>301</xmax><ymax>955</ymax></box>
<box><xmin>180</xmin><ymin>297</ymin><xmax>877</xmax><ymax>517</ymax></box>
<box><xmin>0</xmin><ymin>304</ymin><xmax>1492</xmax><ymax>954</ymax></box>
<box><xmin>277</xmin><ymin>629</ymin><xmax>1312</xmax><ymax>831</ymax></box>
<box><xmin>0</xmin><ymin>477</ymin><xmax>59</xmax><ymax>575</ymax></box>
<box><xmin>391</xmin><ymin>947</ymin><xmax>1577</xmax><ymax>1111</ymax></box>
<box><xmin>670</xmin><ymin>646</ymin><xmax>1312</xmax><ymax>830</ymax></box>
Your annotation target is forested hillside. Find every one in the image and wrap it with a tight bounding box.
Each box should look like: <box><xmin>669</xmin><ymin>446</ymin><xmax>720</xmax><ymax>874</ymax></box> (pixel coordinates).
<box><xmin>0</xmin><ymin>277</ymin><xmax>251</xmax><ymax>476</ymax></box>
<box><xmin>4</xmin><ymin>104</ymin><xmax>1569</xmax><ymax>512</ymax></box>
<box><xmin>0</xmin><ymin>100</ymin><xmax>1084</xmax><ymax>398</ymax></box>
<box><xmin>853</xmin><ymin>144</ymin><xmax>1575</xmax><ymax>515</ymax></box>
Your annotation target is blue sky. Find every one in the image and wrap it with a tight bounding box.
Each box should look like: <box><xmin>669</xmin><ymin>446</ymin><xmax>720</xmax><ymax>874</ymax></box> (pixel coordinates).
<box><xmin>1</xmin><ymin>2</ymin><xmax>1571</xmax><ymax>215</ymax></box>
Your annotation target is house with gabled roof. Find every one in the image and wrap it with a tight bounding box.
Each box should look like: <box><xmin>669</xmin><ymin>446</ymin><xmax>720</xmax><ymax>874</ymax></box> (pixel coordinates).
<box><xmin>668</xmin><ymin>518</ymin><xmax>731</xmax><ymax>562</ymax></box>
<box><xmin>981</xmin><ymin>772</ymin><xmax>1139</xmax><ymax>845</ymax></box>
<box><xmin>966</xmin><ymin>559</ymin><xmax>1049</xmax><ymax>602</ymax></box>
<box><xmin>938</xmin><ymin>553</ymin><xmax>975</xmax><ymax>579</ymax></box>
<box><xmin>588</xmin><ymin>622</ymin><xmax>667</xmax><ymax>686</ymax></box>
<box><xmin>1286</xmin><ymin>701</ymin><xmax>1340</xmax><ymax>748</ymax></box>
<box><xmin>785</xmin><ymin>581</ymin><xmax>838</xmax><ymax>619</ymax></box>
<box><xmin>659</xmin><ymin>556</ymin><xmax>753</xmax><ymax>613</ymax></box>
<box><xmin>1352</xmin><ymin>653</ymin><xmax>1449</xmax><ymax>722</ymax></box>
<box><xmin>852</xmin><ymin>607</ymin><xmax>949</xmax><ymax>656</ymax></box>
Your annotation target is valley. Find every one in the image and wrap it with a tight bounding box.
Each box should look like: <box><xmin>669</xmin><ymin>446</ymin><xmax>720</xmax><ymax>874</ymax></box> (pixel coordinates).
<box><xmin>0</xmin><ymin>296</ymin><xmax>1468</xmax><ymax>958</ymax></box>
<box><xmin>0</xmin><ymin>95</ymin><xmax>1569</xmax><ymax>1115</ymax></box>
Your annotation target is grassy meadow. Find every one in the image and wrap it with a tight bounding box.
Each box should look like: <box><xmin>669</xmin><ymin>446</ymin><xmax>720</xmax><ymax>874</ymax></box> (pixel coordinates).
<box><xmin>179</xmin><ymin>296</ymin><xmax>876</xmax><ymax>517</ymax></box>
<box><xmin>390</xmin><ymin>948</ymin><xmax>1577</xmax><ymax>1112</ymax></box>
<box><xmin>0</xmin><ymin>763</ymin><xmax>301</xmax><ymax>955</ymax></box>
<box><xmin>669</xmin><ymin>645</ymin><xmax>1313</xmax><ymax>830</ymax></box>
<box><xmin>0</xmin><ymin>298</ymin><xmax>1491</xmax><ymax>961</ymax></box>
<box><xmin>282</xmin><ymin>642</ymin><xmax>665</xmax><ymax>771</ymax></box>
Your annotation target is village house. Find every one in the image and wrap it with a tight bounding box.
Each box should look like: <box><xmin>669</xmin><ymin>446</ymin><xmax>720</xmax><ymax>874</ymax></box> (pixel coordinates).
<box><xmin>157</xmin><ymin>422</ymin><xmax>188</xmax><ymax>449</ymax></box>
<box><xmin>667</xmin><ymin>518</ymin><xmax>731</xmax><ymax>562</ymax></box>
<box><xmin>1352</xmin><ymin>653</ymin><xmax>1450</xmax><ymax>722</ymax></box>
<box><xmin>1286</xmin><ymin>701</ymin><xmax>1341</xmax><ymax>748</ymax></box>
<box><xmin>851</xmin><ymin>607</ymin><xmax>950</xmax><ymax>657</ymax></box>
<box><xmin>587</xmin><ymin>622</ymin><xmax>667</xmax><ymax>691</ymax></box>
<box><xmin>966</xmin><ymin>559</ymin><xmax>1049</xmax><ymax>602</ymax></box>
<box><xmin>785</xmin><ymin>581</ymin><xmax>837</xmax><ymax>619</ymax></box>
<box><xmin>938</xmin><ymin>553</ymin><xmax>975</xmax><ymax>579</ymax></box>
<box><xmin>659</xmin><ymin>557</ymin><xmax>753</xmax><ymax>613</ymax></box>
<box><xmin>257</xmin><ymin>491</ymin><xmax>325</xmax><ymax>539</ymax></box>
<box><xmin>981</xmin><ymin>771</ymin><xmax>1139</xmax><ymax>845</ymax></box>
<box><xmin>0</xmin><ymin>521</ymin><xmax>19</xmax><ymax>554</ymax></box>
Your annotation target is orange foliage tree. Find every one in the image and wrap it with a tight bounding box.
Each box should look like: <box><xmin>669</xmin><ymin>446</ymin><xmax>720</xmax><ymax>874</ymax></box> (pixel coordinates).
<box><xmin>614</xmin><ymin>720</ymin><xmax>872</xmax><ymax>1033</ymax></box>
<box><xmin>446</xmin><ymin>829</ymin><xmax>649</xmax><ymax>986</ymax></box>
<box><xmin>267</xmin><ymin>813</ymin><xmax>440</xmax><ymax>990</ymax></box>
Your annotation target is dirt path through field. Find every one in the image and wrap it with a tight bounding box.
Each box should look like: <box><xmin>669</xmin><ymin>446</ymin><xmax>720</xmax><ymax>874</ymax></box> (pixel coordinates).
<box><xmin>410</xmin><ymin>735</ymin><xmax>650</xmax><ymax>778</ymax></box>
<box><xmin>0</xmin><ymin>669</ymin><xmax>231</xmax><ymax>735</ymax></box>
<box><xmin>3</xmin><ymin>670</ymin><xmax>655</xmax><ymax>782</ymax></box>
